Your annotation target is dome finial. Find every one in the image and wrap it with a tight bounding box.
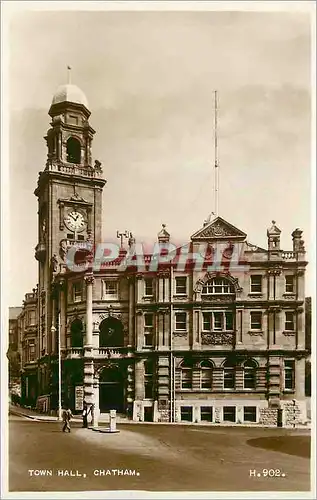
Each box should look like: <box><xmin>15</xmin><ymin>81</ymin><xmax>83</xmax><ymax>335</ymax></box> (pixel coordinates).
<box><xmin>67</xmin><ymin>65</ymin><xmax>72</xmax><ymax>84</ymax></box>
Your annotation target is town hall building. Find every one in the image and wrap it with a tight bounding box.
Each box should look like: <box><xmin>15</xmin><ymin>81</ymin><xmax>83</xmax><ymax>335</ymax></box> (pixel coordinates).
<box><xmin>18</xmin><ymin>82</ymin><xmax>309</xmax><ymax>426</ymax></box>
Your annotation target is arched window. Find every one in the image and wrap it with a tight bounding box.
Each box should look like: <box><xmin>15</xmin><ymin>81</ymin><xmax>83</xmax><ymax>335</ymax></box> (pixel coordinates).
<box><xmin>67</xmin><ymin>137</ymin><xmax>81</xmax><ymax>164</ymax></box>
<box><xmin>243</xmin><ymin>359</ymin><xmax>257</xmax><ymax>389</ymax></box>
<box><xmin>99</xmin><ymin>317</ymin><xmax>124</xmax><ymax>348</ymax></box>
<box><xmin>202</xmin><ymin>277</ymin><xmax>234</xmax><ymax>295</ymax></box>
<box><xmin>223</xmin><ymin>359</ymin><xmax>236</xmax><ymax>389</ymax></box>
<box><xmin>199</xmin><ymin>360</ymin><xmax>213</xmax><ymax>389</ymax></box>
<box><xmin>70</xmin><ymin>319</ymin><xmax>83</xmax><ymax>348</ymax></box>
<box><xmin>180</xmin><ymin>359</ymin><xmax>193</xmax><ymax>390</ymax></box>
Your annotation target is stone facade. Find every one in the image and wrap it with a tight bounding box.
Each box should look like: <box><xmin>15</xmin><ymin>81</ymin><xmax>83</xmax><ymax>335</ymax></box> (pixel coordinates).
<box><xmin>16</xmin><ymin>82</ymin><xmax>310</xmax><ymax>427</ymax></box>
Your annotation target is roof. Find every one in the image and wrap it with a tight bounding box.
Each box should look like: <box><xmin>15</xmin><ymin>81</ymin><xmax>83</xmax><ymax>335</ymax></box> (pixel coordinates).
<box><xmin>191</xmin><ymin>216</ymin><xmax>247</xmax><ymax>241</ymax></box>
<box><xmin>51</xmin><ymin>83</ymin><xmax>89</xmax><ymax>108</ymax></box>
<box><xmin>9</xmin><ymin>307</ymin><xmax>23</xmax><ymax>320</ymax></box>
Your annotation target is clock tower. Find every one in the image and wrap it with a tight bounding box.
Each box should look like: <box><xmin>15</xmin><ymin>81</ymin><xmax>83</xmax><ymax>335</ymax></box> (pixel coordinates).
<box><xmin>34</xmin><ymin>81</ymin><xmax>106</xmax><ymax>362</ymax></box>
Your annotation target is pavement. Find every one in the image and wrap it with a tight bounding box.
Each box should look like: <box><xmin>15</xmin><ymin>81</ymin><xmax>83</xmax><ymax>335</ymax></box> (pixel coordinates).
<box><xmin>7</xmin><ymin>414</ymin><xmax>312</xmax><ymax>494</ymax></box>
<box><xmin>9</xmin><ymin>404</ymin><xmax>311</xmax><ymax>429</ymax></box>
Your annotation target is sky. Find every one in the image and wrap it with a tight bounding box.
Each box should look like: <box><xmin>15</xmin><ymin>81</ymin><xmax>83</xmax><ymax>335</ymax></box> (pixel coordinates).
<box><xmin>4</xmin><ymin>3</ymin><xmax>314</xmax><ymax>305</ymax></box>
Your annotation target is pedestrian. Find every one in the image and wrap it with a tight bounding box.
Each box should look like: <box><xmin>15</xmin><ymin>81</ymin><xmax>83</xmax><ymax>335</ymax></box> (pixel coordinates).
<box><xmin>62</xmin><ymin>406</ymin><xmax>72</xmax><ymax>433</ymax></box>
<box><xmin>82</xmin><ymin>402</ymin><xmax>88</xmax><ymax>428</ymax></box>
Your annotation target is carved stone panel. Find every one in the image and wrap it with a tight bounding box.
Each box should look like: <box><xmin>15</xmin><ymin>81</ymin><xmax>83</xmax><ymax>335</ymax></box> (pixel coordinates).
<box><xmin>201</xmin><ymin>332</ymin><xmax>234</xmax><ymax>345</ymax></box>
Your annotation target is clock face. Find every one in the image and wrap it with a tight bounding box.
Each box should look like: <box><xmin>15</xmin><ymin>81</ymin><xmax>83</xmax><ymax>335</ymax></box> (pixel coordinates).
<box><xmin>64</xmin><ymin>211</ymin><xmax>86</xmax><ymax>232</ymax></box>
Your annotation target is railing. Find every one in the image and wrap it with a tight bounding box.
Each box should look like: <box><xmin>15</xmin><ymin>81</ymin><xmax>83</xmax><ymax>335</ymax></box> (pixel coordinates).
<box><xmin>282</xmin><ymin>251</ymin><xmax>296</xmax><ymax>260</ymax></box>
<box><xmin>94</xmin><ymin>347</ymin><xmax>132</xmax><ymax>359</ymax></box>
<box><xmin>65</xmin><ymin>348</ymin><xmax>83</xmax><ymax>358</ymax></box>
<box><xmin>45</xmin><ymin>160</ymin><xmax>103</xmax><ymax>179</ymax></box>
<box><xmin>65</xmin><ymin>347</ymin><xmax>131</xmax><ymax>359</ymax></box>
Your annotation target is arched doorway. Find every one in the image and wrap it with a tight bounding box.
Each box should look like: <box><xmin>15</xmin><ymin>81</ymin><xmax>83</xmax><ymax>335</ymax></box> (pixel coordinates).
<box><xmin>99</xmin><ymin>317</ymin><xmax>124</xmax><ymax>348</ymax></box>
<box><xmin>99</xmin><ymin>365</ymin><xmax>125</xmax><ymax>413</ymax></box>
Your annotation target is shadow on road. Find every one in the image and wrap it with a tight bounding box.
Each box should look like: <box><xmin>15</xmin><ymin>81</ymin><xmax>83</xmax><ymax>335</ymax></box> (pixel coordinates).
<box><xmin>247</xmin><ymin>436</ymin><xmax>311</xmax><ymax>458</ymax></box>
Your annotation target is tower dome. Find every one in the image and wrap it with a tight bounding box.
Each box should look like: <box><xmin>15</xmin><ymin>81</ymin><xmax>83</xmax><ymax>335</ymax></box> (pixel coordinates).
<box><xmin>51</xmin><ymin>83</ymin><xmax>89</xmax><ymax>109</ymax></box>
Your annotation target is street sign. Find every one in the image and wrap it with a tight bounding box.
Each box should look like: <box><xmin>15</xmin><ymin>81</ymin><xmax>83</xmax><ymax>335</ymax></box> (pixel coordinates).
<box><xmin>75</xmin><ymin>386</ymin><xmax>84</xmax><ymax>411</ymax></box>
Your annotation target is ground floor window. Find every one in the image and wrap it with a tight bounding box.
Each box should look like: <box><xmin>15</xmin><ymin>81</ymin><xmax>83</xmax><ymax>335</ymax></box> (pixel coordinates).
<box><xmin>223</xmin><ymin>406</ymin><xmax>236</xmax><ymax>422</ymax></box>
<box><xmin>244</xmin><ymin>406</ymin><xmax>257</xmax><ymax>422</ymax></box>
<box><xmin>180</xmin><ymin>406</ymin><xmax>193</xmax><ymax>422</ymax></box>
<box><xmin>200</xmin><ymin>406</ymin><xmax>213</xmax><ymax>422</ymax></box>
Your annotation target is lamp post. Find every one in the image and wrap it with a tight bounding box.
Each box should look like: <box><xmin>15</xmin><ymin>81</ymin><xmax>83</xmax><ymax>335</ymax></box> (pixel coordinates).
<box><xmin>51</xmin><ymin>323</ymin><xmax>62</xmax><ymax>420</ymax></box>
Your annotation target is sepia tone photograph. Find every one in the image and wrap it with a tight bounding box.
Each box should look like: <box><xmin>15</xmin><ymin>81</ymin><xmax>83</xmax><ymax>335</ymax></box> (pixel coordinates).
<box><xmin>1</xmin><ymin>1</ymin><xmax>315</xmax><ymax>498</ymax></box>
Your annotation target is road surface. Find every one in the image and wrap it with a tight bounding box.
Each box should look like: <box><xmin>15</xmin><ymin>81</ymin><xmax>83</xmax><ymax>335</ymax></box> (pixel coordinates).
<box><xmin>8</xmin><ymin>414</ymin><xmax>311</xmax><ymax>493</ymax></box>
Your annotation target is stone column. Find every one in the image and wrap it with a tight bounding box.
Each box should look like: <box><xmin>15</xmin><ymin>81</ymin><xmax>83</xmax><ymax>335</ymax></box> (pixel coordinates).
<box><xmin>192</xmin><ymin>309</ymin><xmax>200</xmax><ymax>349</ymax></box>
<box><xmin>85</xmin><ymin>273</ymin><xmax>94</xmax><ymax>347</ymax></box>
<box><xmin>295</xmin><ymin>357</ymin><xmax>306</xmax><ymax>400</ymax></box>
<box><xmin>164</xmin><ymin>276</ymin><xmax>169</xmax><ymax>303</ymax></box>
<box><xmin>135</xmin><ymin>359</ymin><xmax>145</xmax><ymax>400</ymax></box>
<box><xmin>136</xmin><ymin>310</ymin><xmax>143</xmax><ymax>350</ymax></box>
<box><xmin>236</xmin><ymin>308</ymin><xmax>243</xmax><ymax>346</ymax></box>
<box><xmin>128</xmin><ymin>278</ymin><xmax>135</xmax><ymax>346</ymax></box>
<box><xmin>136</xmin><ymin>275</ymin><xmax>143</xmax><ymax>303</ymax></box>
<box><xmin>84</xmin><ymin>273</ymin><xmax>95</xmax><ymax>408</ymax></box>
<box><xmin>158</xmin><ymin>276</ymin><xmax>164</xmax><ymax>302</ymax></box>
<box><xmin>297</xmin><ymin>307</ymin><xmax>305</xmax><ymax>349</ymax></box>
<box><xmin>157</xmin><ymin>311</ymin><xmax>164</xmax><ymax>349</ymax></box>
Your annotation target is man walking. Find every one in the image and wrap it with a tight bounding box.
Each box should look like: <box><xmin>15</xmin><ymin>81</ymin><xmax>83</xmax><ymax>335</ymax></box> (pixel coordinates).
<box><xmin>62</xmin><ymin>406</ymin><xmax>72</xmax><ymax>433</ymax></box>
<box><xmin>82</xmin><ymin>402</ymin><xmax>89</xmax><ymax>428</ymax></box>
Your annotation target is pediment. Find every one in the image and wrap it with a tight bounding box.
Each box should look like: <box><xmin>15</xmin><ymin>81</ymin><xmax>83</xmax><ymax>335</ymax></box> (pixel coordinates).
<box><xmin>191</xmin><ymin>216</ymin><xmax>247</xmax><ymax>241</ymax></box>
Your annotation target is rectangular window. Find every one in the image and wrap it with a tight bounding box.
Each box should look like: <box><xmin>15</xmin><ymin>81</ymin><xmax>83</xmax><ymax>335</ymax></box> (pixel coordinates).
<box><xmin>213</xmin><ymin>312</ymin><xmax>223</xmax><ymax>330</ymax></box>
<box><xmin>28</xmin><ymin>310</ymin><xmax>36</xmax><ymax>326</ymax></box>
<box><xmin>144</xmin><ymin>278</ymin><xmax>153</xmax><ymax>297</ymax></box>
<box><xmin>285</xmin><ymin>275</ymin><xmax>294</xmax><ymax>293</ymax></box>
<box><xmin>284</xmin><ymin>360</ymin><xmax>295</xmax><ymax>390</ymax></box>
<box><xmin>203</xmin><ymin>312</ymin><xmax>212</xmax><ymax>332</ymax></box>
<box><xmin>244</xmin><ymin>406</ymin><xmax>257</xmax><ymax>422</ymax></box>
<box><xmin>250</xmin><ymin>275</ymin><xmax>262</xmax><ymax>293</ymax></box>
<box><xmin>144</xmin><ymin>361</ymin><xmax>154</xmax><ymax>397</ymax></box>
<box><xmin>225</xmin><ymin>311</ymin><xmax>233</xmax><ymax>331</ymax></box>
<box><xmin>285</xmin><ymin>312</ymin><xmax>295</xmax><ymax>331</ymax></box>
<box><xmin>223</xmin><ymin>406</ymin><xmax>236</xmax><ymax>422</ymax></box>
<box><xmin>175</xmin><ymin>276</ymin><xmax>187</xmax><ymax>295</ymax></box>
<box><xmin>104</xmin><ymin>280</ymin><xmax>118</xmax><ymax>299</ymax></box>
<box><xmin>175</xmin><ymin>312</ymin><xmax>187</xmax><ymax>331</ymax></box>
<box><xmin>73</xmin><ymin>282</ymin><xmax>82</xmax><ymax>303</ymax></box>
<box><xmin>244</xmin><ymin>370</ymin><xmax>256</xmax><ymax>389</ymax></box>
<box><xmin>201</xmin><ymin>369</ymin><xmax>212</xmax><ymax>389</ymax></box>
<box><xmin>144</xmin><ymin>313</ymin><xmax>154</xmax><ymax>347</ymax></box>
<box><xmin>181</xmin><ymin>369</ymin><xmax>192</xmax><ymax>389</ymax></box>
<box><xmin>250</xmin><ymin>311</ymin><xmax>262</xmax><ymax>330</ymax></box>
<box><xmin>202</xmin><ymin>279</ymin><xmax>233</xmax><ymax>295</ymax></box>
<box><xmin>180</xmin><ymin>406</ymin><xmax>193</xmax><ymax>422</ymax></box>
<box><xmin>202</xmin><ymin>312</ymin><xmax>233</xmax><ymax>332</ymax></box>
<box><xmin>224</xmin><ymin>369</ymin><xmax>235</xmax><ymax>389</ymax></box>
<box><xmin>201</xmin><ymin>406</ymin><xmax>213</xmax><ymax>422</ymax></box>
<box><xmin>27</xmin><ymin>342</ymin><xmax>35</xmax><ymax>362</ymax></box>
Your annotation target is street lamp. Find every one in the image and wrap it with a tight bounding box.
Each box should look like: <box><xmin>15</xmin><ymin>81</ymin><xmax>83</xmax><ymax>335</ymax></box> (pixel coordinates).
<box><xmin>51</xmin><ymin>324</ymin><xmax>62</xmax><ymax>421</ymax></box>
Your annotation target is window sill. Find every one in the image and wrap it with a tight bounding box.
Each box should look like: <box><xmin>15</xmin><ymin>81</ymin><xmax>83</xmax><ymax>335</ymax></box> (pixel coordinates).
<box><xmin>174</xmin><ymin>294</ymin><xmax>187</xmax><ymax>297</ymax></box>
<box><xmin>283</xmin><ymin>293</ymin><xmax>296</xmax><ymax>297</ymax></box>
<box><xmin>102</xmin><ymin>297</ymin><xmax>119</xmax><ymax>301</ymax></box>
<box><xmin>248</xmin><ymin>293</ymin><xmax>263</xmax><ymax>297</ymax></box>
<box><xmin>248</xmin><ymin>330</ymin><xmax>263</xmax><ymax>336</ymax></box>
<box><xmin>283</xmin><ymin>330</ymin><xmax>296</xmax><ymax>336</ymax></box>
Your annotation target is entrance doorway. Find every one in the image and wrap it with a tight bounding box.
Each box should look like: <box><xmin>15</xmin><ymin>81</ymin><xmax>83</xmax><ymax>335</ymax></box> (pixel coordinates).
<box><xmin>99</xmin><ymin>365</ymin><xmax>125</xmax><ymax>413</ymax></box>
<box><xmin>144</xmin><ymin>406</ymin><xmax>153</xmax><ymax>422</ymax></box>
